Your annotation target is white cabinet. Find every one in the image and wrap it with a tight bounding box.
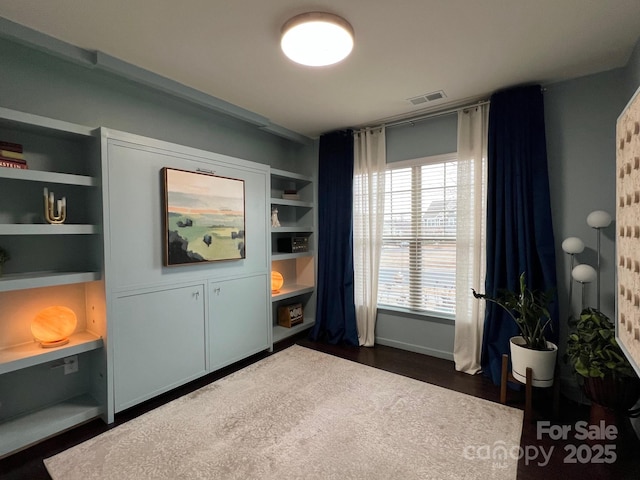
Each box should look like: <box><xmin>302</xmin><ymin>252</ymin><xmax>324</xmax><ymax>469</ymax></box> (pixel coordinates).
<box><xmin>0</xmin><ymin>107</ymin><xmax>106</xmax><ymax>457</ymax></box>
<box><xmin>113</xmin><ymin>284</ymin><xmax>206</xmax><ymax>412</ymax></box>
<box><xmin>270</xmin><ymin>169</ymin><xmax>316</xmax><ymax>342</ymax></box>
<box><xmin>209</xmin><ymin>274</ymin><xmax>270</xmax><ymax>370</ymax></box>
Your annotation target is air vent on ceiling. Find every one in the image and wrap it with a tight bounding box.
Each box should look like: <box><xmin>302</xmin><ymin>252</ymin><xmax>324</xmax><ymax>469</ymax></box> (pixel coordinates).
<box><xmin>407</xmin><ymin>90</ymin><xmax>446</xmax><ymax>106</ymax></box>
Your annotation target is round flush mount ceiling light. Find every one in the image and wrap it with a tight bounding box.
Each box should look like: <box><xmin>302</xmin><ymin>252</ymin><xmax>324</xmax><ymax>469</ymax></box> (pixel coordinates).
<box><xmin>281</xmin><ymin>12</ymin><xmax>354</xmax><ymax>67</ymax></box>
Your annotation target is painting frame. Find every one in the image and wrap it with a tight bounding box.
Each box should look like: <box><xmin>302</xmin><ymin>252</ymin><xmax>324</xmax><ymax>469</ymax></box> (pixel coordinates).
<box><xmin>162</xmin><ymin>167</ymin><xmax>246</xmax><ymax>266</ymax></box>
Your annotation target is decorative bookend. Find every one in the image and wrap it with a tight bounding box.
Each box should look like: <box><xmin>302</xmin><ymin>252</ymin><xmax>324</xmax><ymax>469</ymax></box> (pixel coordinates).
<box><xmin>43</xmin><ymin>187</ymin><xmax>66</xmax><ymax>224</ymax></box>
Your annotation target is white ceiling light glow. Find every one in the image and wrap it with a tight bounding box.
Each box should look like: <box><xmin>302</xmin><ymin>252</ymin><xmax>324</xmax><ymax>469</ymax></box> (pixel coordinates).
<box><xmin>281</xmin><ymin>12</ymin><xmax>354</xmax><ymax>67</ymax></box>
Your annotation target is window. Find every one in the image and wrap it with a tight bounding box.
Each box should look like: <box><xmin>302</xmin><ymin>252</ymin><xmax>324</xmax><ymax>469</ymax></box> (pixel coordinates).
<box><xmin>377</xmin><ymin>153</ymin><xmax>457</xmax><ymax>317</ymax></box>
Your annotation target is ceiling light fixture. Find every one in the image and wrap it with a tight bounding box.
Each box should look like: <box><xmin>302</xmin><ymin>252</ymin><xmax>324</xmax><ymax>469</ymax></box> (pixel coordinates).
<box><xmin>280</xmin><ymin>12</ymin><xmax>354</xmax><ymax>67</ymax></box>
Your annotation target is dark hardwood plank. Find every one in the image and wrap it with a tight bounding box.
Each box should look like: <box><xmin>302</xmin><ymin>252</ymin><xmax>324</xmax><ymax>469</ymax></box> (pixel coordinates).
<box><xmin>1</xmin><ymin>334</ymin><xmax>638</xmax><ymax>479</ymax></box>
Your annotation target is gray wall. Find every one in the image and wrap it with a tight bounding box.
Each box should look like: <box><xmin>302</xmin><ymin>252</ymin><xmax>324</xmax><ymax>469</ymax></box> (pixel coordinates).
<box><xmin>0</xmin><ymin>37</ymin><xmax>316</xmax><ymax>173</ymax></box>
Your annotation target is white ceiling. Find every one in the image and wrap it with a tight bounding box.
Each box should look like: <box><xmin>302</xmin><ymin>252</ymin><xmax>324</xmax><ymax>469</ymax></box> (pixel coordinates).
<box><xmin>0</xmin><ymin>0</ymin><xmax>639</xmax><ymax>138</ymax></box>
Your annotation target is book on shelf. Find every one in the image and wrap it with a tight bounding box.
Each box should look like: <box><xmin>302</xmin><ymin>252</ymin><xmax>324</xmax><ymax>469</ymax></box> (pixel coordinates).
<box><xmin>0</xmin><ymin>158</ymin><xmax>28</xmax><ymax>170</ymax></box>
<box><xmin>0</xmin><ymin>150</ymin><xmax>24</xmax><ymax>161</ymax></box>
<box><xmin>0</xmin><ymin>141</ymin><xmax>23</xmax><ymax>153</ymax></box>
<box><xmin>282</xmin><ymin>193</ymin><xmax>300</xmax><ymax>200</ymax></box>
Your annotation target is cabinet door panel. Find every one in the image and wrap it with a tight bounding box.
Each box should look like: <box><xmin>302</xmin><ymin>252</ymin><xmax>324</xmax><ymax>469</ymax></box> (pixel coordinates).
<box><xmin>114</xmin><ymin>285</ymin><xmax>206</xmax><ymax>412</ymax></box>
<box><xmin>209</xmin><ymin>275</ymin><xmax>269</xmax><ymax>370</ymax></box>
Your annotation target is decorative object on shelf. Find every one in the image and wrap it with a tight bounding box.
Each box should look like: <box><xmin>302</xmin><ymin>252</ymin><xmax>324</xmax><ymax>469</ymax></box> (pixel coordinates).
<box><xmin>271</xmin><ymin>206</ymin><xmax>280</xmax><ymax>227</ymax></box>
<box><xmin>280</xmin><ymin>12</ymin><xmax>354</xmax><ymax>67</ymax></box>
<box><xmin>43</xmin><ymin>187</ymin><xmax>67</xmax><ymax>224</ymax></box>
<box><xmin>473</xmin><ymin>272</ymin><xmax>557</xmax><ymax>387</ymax></box>
<box><xmin>271</xmin><ymin>271</ymin><xmax>284</xmax><ymax>293</ymax></box>
<box><xmin>31</xmin><ymin>305</ymin><xmax>77</xmax><ymax>348</ymax></box>
<box><xmin>162</xmin><ymin>168</ymin><xmax>246</xmax><ymax>265</ymax></box>
<box><xmin>277</xmin><ymin>236</ymin><xmax>309</xmax><ymax>253</ymax></box>
<box><xmin>0</xmin><ymin>140</ymin><xmax>28</xmax><ymax>169</ymax></box>
<box><xmin>282</xmin><ymin>189</ymin><xmax>300</xmax><ymax>200</ymax></box>
<box><xmin>0</xmin><ymin>245</ymin><xmax>9</xmax><ymax>277</ymax></box>
<box><xmin>278</xmin><ymin>303</ymin><xmax>303</xmax><ymax>328</ymax></box>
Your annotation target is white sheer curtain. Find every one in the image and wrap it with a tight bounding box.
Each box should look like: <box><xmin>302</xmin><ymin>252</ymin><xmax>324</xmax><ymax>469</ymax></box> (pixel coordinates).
<box><xmin>454</xmin><ymin>105</ymin><xmax>488</xmax><ymax>374</ymax></box>
<box><xmin>353</xmin><ymin>127</ymin><xmax>386</xmax><ymax>346</ymax></box>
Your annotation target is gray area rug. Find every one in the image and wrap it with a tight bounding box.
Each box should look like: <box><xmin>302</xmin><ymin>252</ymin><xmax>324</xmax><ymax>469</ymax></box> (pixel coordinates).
<box><xmin>45</xmin><ymin>345</ymin><xmax>523</xmax><ymax>479</ymax></box>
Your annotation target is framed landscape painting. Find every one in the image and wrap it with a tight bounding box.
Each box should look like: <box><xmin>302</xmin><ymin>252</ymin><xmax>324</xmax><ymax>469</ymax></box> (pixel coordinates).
<box><xmin>162</xmin><ymin>167</ymin><xmax>246</xmax><ymax>266</ymax></box>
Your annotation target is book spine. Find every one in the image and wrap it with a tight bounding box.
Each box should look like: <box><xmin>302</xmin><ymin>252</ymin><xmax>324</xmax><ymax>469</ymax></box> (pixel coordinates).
<box><xmin>0</xmin><ymin>159</ymin><xmax>28</xmax><ymax>169</ymax></box>
<box><xmin>0</xmin><ymin>150</ymin><xmax>24</xmax><ymax>160</ymax></box>
<box><xmin>0</xmin><ymin>141</ymin><xmax>23</xmax><ymax>153</ymax></box>
<box><xmin>0</xmin><ymin>155</ymin><xmax>27</xmax><ymax>164</ymax></box>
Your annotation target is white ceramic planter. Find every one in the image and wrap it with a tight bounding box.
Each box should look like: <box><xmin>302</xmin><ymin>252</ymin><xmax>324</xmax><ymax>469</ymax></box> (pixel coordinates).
<box><xmin>509</xmin><ymin>336</ymin><xmax>558</xmax><ymax>387</ymax></box>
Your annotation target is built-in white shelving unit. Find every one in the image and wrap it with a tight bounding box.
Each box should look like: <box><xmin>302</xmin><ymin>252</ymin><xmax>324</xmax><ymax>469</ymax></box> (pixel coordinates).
<box><xmin>0</xmin><ymin>107</ymin><xmax>106</xmax><ymax>458</ymax></box>
<box><xmin>270</xmin><ymin>168</ymin><xmax>316</xmax><ymax>343</ymax></box>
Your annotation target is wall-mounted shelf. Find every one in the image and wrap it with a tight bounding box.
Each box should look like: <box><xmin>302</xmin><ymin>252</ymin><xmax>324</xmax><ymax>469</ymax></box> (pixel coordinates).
<box><xmin>0</xmin><ymin>394</ymin><xmax>102</xmax><ymax>459</ymax></box>
<box><xmin>0</xmin><ymin>168</ymin><xmax>97</xmax><ymax>186</ymax></box>
<box><xmin>272</xmin><ymin>284</ymin><xmax>314</xmax><ymax>302</ymax></box>
<box><xmin>0</xmin><ymin>332</ymin><xmax>103</xmax><ymax>375</ymax></box>
<box><xmin>0</xmin><ymin>271</ymin><xmax>101</xmax><ymax>292</ymax></box>
<box><xmin>0</xmin><ymin>224</ymin><xmax>98</xmax><ymax>235</ymax></box>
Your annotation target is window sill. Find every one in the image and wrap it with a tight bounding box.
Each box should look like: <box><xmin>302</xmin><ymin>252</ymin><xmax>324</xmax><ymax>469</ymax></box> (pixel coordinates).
<box><xmin>377</xmin><ymin>306</ymin><xmax>455</xmax><ymax>325</ymax></box>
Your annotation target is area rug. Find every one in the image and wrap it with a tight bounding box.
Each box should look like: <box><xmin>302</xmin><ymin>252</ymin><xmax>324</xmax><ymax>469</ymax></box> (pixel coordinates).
<box><xmin>45</xmin><ymin>345</ymin><xmax>523</xmax><ymax>479</ymax></box>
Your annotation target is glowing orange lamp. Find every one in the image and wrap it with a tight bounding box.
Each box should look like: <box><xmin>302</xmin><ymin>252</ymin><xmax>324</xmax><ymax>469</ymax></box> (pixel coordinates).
<box><xmin>271</xmin><ymin>271</ymin><xmax>284</xmax><ymax>293</ymax></box>
<box><xmin>31</xmin><ymin>306</ymin><xmax>77</xmax><ymax>348</ymax></box>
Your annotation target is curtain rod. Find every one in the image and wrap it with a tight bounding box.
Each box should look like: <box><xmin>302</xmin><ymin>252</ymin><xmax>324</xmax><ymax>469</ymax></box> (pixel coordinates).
<box><xmin>383</xmin><ymin>99</ymin><xmax>490</xmax><ymax>129</ymax></box>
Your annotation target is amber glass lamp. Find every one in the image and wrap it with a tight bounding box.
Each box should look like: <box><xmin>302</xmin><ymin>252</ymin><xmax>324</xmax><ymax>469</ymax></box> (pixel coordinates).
<box><xmin>31</xmin><ymin>306</ymin><xmax>77</xmax><ymax>348</ymax></box>
<box><xmin>271</xmin><ymin>271</ymin><xmax>284</xmax><ymax>293</ymax></box>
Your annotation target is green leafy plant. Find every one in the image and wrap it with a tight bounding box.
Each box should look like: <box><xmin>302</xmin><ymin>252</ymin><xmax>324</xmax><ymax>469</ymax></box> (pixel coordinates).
<box><xmin>472</xmin><ymin>272</ymin><xmax>553</xmax><ymax>350</ymax></box>
<box><xmin>565</xmin><ymin>308</ymin><xmax>636</xmax><ymax>379</ymax></box>
<box><xmin>0</xmin><ymin>246</ymin><xmax>9</xmax><ymax>265</ymax></box>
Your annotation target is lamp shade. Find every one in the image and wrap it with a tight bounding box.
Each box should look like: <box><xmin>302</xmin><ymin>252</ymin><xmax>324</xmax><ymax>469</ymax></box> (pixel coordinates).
<box><xmin>271</xmin><ymin>271</ymin><xmax>284</xmax><ymax>293</ymax></box>
<box><xmin>31</xmin><ymin>306</ymin><xmax>77</xmax><ymax>348</ymax></box>
<box><xmin>561</xmin><ymin>237</ymin><xmax>585</xmax><ymax>254</ymax></box>
<box><xmin>572</xmin><ymin>264</ymin><xmax>597</xmax><ymax>283</ymax></box>
<box><xmin>586</xmin><ymin>210</ymin><xmax>612</xmax><ymax>229</ymax></box>
<box><xmin>281</xmin><ymin>12</ymin><xmax>354</xmax><ymax>66</ymax></box>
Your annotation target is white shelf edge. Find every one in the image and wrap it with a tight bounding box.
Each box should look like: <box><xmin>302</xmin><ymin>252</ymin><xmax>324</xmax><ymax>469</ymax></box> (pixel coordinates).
<box><xmin>0</xmin><ymin>394</ymin><xmax>102</xmax><ymax>458</ymax></box>
<box><xmin>0</xmin><ymin>224</ymin><xmax>98</xmax><ymax>235</ymax></box>
<box><xmin>273</xmin><ymin>318</ymin><xmax>315</xmax><ymax>343</ymax></box>
<box><xmin>0</xmin><ymin>106</ymin><xmax>94</xmax><ymax>137</ymax></box>
<box><xmin>0</xmin><ymin>271</ymin><xmax>101</xmax><ymax>292</ymax></box>
<box><xmin>270</xmin><ymin>168</ymin><xmax>312</xmax><ymax>183</ymax></box>
<box><xmin>0</xmin><ymin>332</ymin><xmax>103</xmax><ymax>375</ymax></box>
<box><xmin>271</xmin><ymin>226</ymin><xmax>313</xmax><ymax>234</ymax></box>
<box><xmin>272</xmin><ymin>284</ymin><xmax>314</xmax><ymax>302</ymax></box>
<box><xmin>0</xmin><ymin>167</ymin><xmax>97</xmax><ymax>186</ymax></box>
<box><xmin>270</xmin><ymin>198</ymin><xmax>313</xmax><ymax>208</ymax></box>
<box><xmin>271</xmin><ymin>252</ymin><xmax>313</xmax><ymax>261</ymax></box>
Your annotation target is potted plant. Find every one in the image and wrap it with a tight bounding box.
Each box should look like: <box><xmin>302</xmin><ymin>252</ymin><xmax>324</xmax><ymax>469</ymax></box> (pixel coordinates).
<box><xmin>565</xmin><ymin>308</ymin><xmax>640</xmax><ymax>417</ymax></box>
<box><xmin>473</xmin><ymin>272</ymin><xmax>558</xmax><ymax>387</ymax></box>
<box><xmin>0</xmin><ymin>246</ymin><xmax>9</xmax><ymax>276</ymax></box>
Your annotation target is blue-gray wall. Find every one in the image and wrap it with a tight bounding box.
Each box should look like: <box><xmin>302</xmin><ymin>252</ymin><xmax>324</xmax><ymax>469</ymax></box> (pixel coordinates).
<box><xmin>376</xmin><ymin>42</ymin><xmax>640</xmax><ymax>363</ymax></box>
<box><xmin>0</xmin><ymin>37</ymin><xmax>316</xmax><ymax>172</ymax></box>
<box><xmin>2</xmin><ymin>30</ymin><xmax>640</xmax><ymax>367</ymax></box>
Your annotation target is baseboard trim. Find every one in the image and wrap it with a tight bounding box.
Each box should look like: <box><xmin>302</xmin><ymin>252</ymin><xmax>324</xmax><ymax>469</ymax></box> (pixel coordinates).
<box><xmin>375</xmin><ymin>337</ymin><xmax>454</xmax><ymax>361</ymax></box>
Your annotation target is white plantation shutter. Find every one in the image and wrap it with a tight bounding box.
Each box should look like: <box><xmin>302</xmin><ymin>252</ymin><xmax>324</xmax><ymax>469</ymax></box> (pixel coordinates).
<box><xmin>378</xmin><ymin>153</ymin><xmax>457</xmax><ymax>316</ymax></box>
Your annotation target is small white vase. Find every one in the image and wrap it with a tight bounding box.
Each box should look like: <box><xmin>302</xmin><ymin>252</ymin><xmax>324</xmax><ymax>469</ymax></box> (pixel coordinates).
<box><xmin>509</xmin><ymin>336</ymin><xmax>558</xmax><ymax>387</ymax></box>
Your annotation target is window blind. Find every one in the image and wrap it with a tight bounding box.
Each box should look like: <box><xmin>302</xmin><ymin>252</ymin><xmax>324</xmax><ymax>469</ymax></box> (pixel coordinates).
<box><xmin>378</xmin><ymin>156</ymin><xmax>457</xmax><ymax>316</ymax></box>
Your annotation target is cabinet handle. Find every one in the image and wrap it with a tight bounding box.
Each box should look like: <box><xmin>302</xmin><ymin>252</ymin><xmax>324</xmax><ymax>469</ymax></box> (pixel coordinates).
<box><xmin>194</xmin><ymin>291</ymin><xmax>200</xmax><ymax>299</ymax></box>
<box><xmin>214</xmin><ymin>287</ymin><xmax>221</xmax><ymax>295</ymax></box>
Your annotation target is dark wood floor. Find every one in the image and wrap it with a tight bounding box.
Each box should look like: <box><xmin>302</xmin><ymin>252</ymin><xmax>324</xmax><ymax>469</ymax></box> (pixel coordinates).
<box><xmin>2</xmin><ymin>333</ymin><xmax>639</xmax><ymax>479</ymax></box>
